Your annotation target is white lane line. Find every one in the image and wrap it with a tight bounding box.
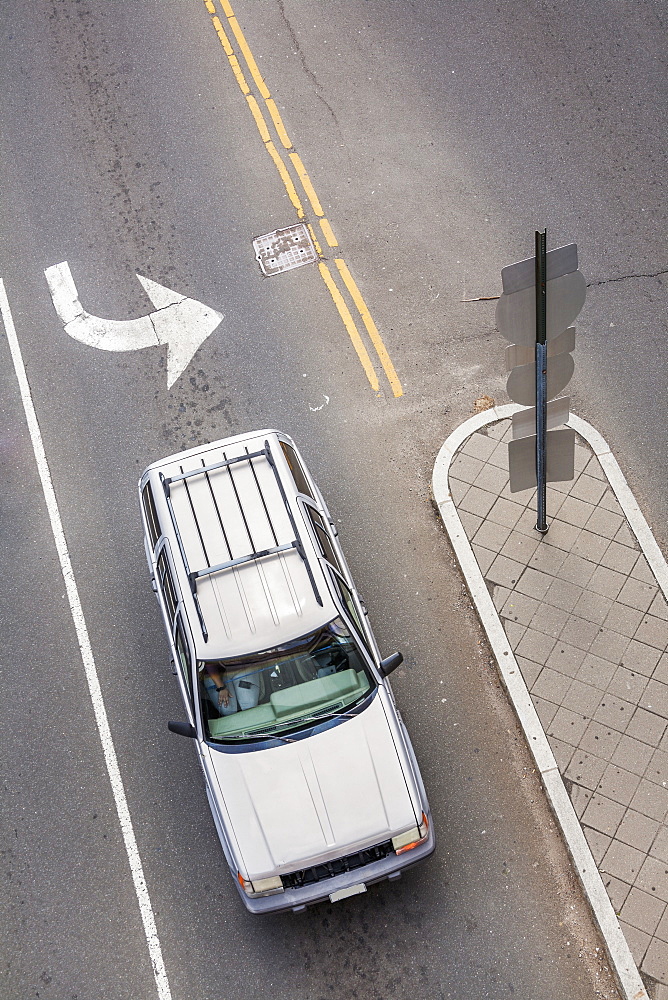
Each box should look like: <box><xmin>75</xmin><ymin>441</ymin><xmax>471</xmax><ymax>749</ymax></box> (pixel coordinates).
<box><xmin>0</xmin><ymin>279</ymin><xmax>172</xmax><ymax>1000</ymax></box>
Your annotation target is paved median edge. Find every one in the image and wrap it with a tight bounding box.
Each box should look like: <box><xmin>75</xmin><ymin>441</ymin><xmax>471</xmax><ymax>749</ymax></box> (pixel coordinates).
<box><xmin>432</xmin><ymin>403</ymin><xmax>650</xmax><ymax>1000</ymax></box>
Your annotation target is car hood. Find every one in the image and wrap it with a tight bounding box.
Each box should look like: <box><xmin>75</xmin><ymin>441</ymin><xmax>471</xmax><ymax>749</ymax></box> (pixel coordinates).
<box><xmin>205</xmin><ymin>693</ymin><xmax>419</xmax><ymax>878</ymax></box>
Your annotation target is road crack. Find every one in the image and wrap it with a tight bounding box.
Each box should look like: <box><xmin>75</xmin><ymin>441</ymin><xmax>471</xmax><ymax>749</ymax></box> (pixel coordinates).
<box><xmin>587</xmin><ymin>268</ymin><xmax>668</xmax><ymax>287</ymax></box>
<box><xmin>276</xmin><ymin>0</ymin><xmax>339</xmax><ymax>128</ymax></box>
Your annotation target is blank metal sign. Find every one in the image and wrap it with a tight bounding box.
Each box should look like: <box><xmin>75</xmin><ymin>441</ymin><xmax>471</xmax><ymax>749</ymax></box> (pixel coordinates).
<box><xmin>501</xmin><ymin>243</ymin><xmax>578</xmax><ymax>295</ymax></box>
<box><xmin>508</xmin><ymin>428</ymin><xmax>575</xmax><ymax>493</ymax></box>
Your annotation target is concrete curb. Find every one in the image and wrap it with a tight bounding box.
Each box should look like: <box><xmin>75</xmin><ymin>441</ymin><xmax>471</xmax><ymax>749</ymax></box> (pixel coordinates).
<box><xmin>432</xmin><ymin>403</ymin><xmax>650</xmax><ymax>1000</ymax></box>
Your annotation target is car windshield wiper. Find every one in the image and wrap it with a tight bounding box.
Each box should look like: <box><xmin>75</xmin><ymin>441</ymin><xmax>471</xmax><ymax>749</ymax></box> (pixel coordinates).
<box><xmin>295</xmin><ymin>709</ymin><xmax>359</xmax><ymax>726</ymax></box>
<box><xmin>228</xmin><ymin>730</ymin><xmax>296</xmax><ymax>744</ymax></box>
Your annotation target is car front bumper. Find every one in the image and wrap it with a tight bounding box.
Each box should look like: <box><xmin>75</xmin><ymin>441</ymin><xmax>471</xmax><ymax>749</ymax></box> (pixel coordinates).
<box><xmin>235</xmin><ymin>813</ymin><xmax>436</xmax><ymax>914</ymax></box>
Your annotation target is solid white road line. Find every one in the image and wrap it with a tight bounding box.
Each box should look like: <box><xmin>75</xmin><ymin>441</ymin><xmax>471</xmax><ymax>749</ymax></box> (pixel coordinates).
<box><xmin>0</xmin><ymin>279</ymin><xmax>172</xmax><ymax>1000</ymax></box>
<box><xmin>432</xmin><ymin>402</ymin><xmax>649</xmax><ymax>1000</ymax></box>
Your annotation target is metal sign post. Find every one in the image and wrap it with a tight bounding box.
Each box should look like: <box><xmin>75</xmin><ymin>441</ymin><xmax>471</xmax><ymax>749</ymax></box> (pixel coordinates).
<box><xmin>497</xmin><ymin>238</ymin><xmax>585</xmax><ymax>502</ymax></box>
<box><xmin>535</xmin><ymin>231</ymin><xmax>548</xmax><ymax>533</ymax></box>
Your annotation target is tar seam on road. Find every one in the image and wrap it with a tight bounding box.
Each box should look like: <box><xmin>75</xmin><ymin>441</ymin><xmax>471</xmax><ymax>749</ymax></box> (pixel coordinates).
<box><xmin>203</xmin><ymin>0</ymin><xmax>403</xmax><ymax>398</ymax></box>
<box><xmin>0</xmin><ymin>279</ymin><xmax>173</xmax><ymax>1000</ymax></box>
<box><xmin>432</xmin><ymin>403</ymin><xmax>650</xmax><ymax>1000</ymax></box>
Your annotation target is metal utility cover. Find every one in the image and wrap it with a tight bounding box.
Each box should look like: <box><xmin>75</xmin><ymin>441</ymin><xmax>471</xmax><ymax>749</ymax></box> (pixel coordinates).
<box><xmin>512</xmin><ymin>396</ymin><xmax>571</xmax><ymax>440</ymax></box>
<box><xmin>253</xmin><ymin>224</ymin><xmax>317</xmax><ymax>276</ymax></box>
<box><xmin>508</xmin><ymin>428</ymin><xmax>575</xmax><ymax>492</ymax></box>
<box><xmin>496</xmin><ymin>271</ymin><xmax>586</xmax><ymax>345</ymax></box>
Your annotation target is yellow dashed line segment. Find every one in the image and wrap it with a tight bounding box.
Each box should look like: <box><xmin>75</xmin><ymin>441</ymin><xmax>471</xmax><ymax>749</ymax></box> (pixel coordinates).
<box><xmin>335</xmin><ymin>259</ymin><xmax>403</xmax><ymax>397</ymax></box>
<box><xmin>264</xmin><ymin>141</ymin><xmax>305</xmax><ymax>218</ymax></box>
<box><xmin>228</xmin><ymin>53</ymin><xmax>250</xmax><ymax>94</ymax></box>
<box><xmin>265</xmin><ymin>98</ymin><xmax>293</xmax><ymax>149</ymax></box>
<box><xmin>319</xmin><ymin>264</ymin><xmax>380</xmax><ymax>393</ymax></box>
<box><xmin>227</xmin><ymin>16</ymin><xmax>271</xmax><ymax>99</ymax></box>
<box><xmin>307</xmin><ymin>224</ymin><xmax>323</xmax><ymax>257</ymax></box>
<box><xmin>246</xmin><ymin>95</ymin><xmax>271</xmax><ymax>143</ymax></box>
<box><xmin>211</xmin><ymin>16</ymin><xmax>233</xmax><ymax>55</ymax></box>
<box><xmin>319</xmin><ymin>218</ymin><xmax>339</xmax><ymax>248</ymax></box>
<box><xmin>288</xmin><ymin>153</ymin><xmax>324</xmax><ymax>217</ymax></box>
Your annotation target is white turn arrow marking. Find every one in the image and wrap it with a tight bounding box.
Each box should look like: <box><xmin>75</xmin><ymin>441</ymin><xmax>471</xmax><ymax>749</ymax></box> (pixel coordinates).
<box><xmin>44</xmin><ymin>261</ymin><xmax>223</xmax><ymax>388</ymax></box>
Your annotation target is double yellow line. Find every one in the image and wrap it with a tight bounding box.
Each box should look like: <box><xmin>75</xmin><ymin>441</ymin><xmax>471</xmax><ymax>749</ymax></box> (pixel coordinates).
<box><xmin>203</xmin><ymin>0</ymin><xmax>403</xmax><ymax>398</ymax></box>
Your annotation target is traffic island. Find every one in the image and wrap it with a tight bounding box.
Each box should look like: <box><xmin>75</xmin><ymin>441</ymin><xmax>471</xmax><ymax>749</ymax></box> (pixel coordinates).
<box><xmin>433</xmin><ymin>404</ymin><xmax>668</xmax><ymax>1000</ymax></box>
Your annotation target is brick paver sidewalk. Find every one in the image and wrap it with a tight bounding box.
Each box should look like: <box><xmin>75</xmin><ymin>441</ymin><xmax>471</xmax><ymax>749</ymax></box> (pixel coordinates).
<box><xmin>446</xmin><ymin>415</ymin><xmax>668</xmax><ymax>994</ymax></box>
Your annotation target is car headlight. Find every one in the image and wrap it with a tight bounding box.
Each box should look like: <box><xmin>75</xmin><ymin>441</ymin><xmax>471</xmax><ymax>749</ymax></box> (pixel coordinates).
<box><xmin>392</xmin><ymin>812</ymin><xmax>429</xmax><ymax>855</ymax></box>
<box><xmin>237</xmin><ymin>873</ymin><xmax>285</xmax><ymax>897</ymax></box>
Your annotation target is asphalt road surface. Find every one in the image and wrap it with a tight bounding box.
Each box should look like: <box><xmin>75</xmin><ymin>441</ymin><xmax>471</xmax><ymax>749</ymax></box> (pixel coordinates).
<box><xmin>1</xmin><ymin>1</ymin><xmax>665</xmax><ymax>998</ymax></box>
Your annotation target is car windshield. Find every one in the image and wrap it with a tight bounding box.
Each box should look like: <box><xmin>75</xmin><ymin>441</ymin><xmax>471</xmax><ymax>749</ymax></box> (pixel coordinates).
<box><xmin>198</xmin><ymin>617</ymin><xmax>375</xmax><ymax>743</ymax></box>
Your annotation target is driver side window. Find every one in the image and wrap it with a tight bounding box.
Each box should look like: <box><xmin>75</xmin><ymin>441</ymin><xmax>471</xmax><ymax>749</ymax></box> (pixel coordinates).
<box><xmin>329</xmin><ymin>569</ymin><xmax>371</xmax><ymax>656</ymax></box>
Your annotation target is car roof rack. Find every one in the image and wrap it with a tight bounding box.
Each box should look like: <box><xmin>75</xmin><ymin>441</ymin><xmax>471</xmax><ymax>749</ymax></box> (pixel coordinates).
<box><xmin>159</xmin><ymin>439</ymin><xmax>322</xmax><ymax>641</ymax></box>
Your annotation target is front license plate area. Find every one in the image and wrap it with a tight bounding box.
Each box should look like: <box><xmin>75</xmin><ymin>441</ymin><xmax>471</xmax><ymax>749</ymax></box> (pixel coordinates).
<box><xmin>329</xmin><ymin>883</ymin><xmax>367</xmax><ymax>903</ymax></box>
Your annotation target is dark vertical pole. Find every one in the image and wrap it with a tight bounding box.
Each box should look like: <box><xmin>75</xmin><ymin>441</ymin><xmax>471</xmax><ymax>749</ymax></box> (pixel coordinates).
<box><xmin>535</xmin><ymin>230</ymin><xmax>548</xmax><ymax>533</ymax></box>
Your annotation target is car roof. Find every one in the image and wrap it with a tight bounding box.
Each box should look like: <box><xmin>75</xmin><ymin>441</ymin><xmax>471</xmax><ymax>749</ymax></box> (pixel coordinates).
<box><xmin>142</xmin><ymin>430</ymin><xmax>340</xmax><ymax>660</ymax></box>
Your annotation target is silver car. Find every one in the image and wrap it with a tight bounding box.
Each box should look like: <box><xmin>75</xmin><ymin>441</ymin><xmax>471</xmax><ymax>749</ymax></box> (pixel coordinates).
<box><xmin>139</xmin><ymin>429</ymin><xmax>434</xmax><ymax>912</ymax></box>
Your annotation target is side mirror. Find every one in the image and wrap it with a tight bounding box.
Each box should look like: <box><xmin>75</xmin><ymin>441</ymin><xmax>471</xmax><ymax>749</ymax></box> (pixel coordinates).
<box><xmin>379</xmin><ymin>652</ymin><xmax>403</xmax><ymax>677</ymax></box>
<box><xmin>168</xmin><ymin>720</ymin><xmax>197</xmax><ymax>739</ymax></box>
